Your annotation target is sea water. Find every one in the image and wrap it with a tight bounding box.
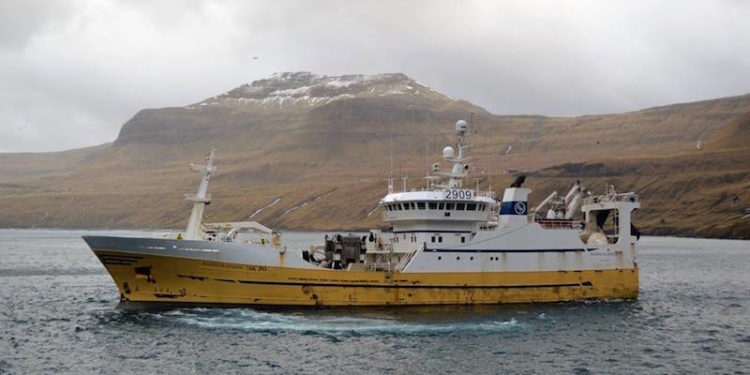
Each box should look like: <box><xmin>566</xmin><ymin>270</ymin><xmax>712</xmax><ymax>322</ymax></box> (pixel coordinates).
<box><xmin>0</xmin><ymin>229</ymin><xmax>748</xmax><ymax>374</ymax></box>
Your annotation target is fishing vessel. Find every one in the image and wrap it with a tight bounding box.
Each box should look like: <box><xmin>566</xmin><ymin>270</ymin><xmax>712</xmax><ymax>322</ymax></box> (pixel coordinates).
<box><xmin>84</xmin><ymin>120</ymin><xmax>641</xmax><ymax>308</ymax></box>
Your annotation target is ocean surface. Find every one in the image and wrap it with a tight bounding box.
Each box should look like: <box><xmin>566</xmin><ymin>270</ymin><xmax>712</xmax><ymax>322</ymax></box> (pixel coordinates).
<box><xmin>0</xmin><ymin>229</ymin><xmax>748</xmax><ymax>374</ymax></box>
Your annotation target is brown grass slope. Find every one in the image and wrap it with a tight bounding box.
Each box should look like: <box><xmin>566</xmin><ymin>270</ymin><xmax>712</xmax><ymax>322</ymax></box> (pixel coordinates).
<box><xmin>0</xmin><ymin>73</ymin><xmax>747</xmax><ymax>238</ymax></box>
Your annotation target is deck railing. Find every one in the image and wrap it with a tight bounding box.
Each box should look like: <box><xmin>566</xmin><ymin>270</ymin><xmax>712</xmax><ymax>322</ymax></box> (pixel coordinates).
<box><xmin>534</xmin><ymin>218</ymin><xmax>581</xmax><ymax>230</ymax></box>
<box><xmin>584</xmin><ymin>192</ymin><xmax>638</xmax><ymax>205</ymax></box>
<box><xmin>475</xmin><ymin>190</ymin><xmax>496</xmax><ymax>199</ymax></box>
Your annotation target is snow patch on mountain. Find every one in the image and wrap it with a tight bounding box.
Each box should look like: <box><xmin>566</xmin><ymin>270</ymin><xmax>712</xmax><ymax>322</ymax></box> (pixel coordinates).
<box><xmin>188</xmin><ymin>72</ymin><xmax>451</xmax><ymax>110</ymax></box>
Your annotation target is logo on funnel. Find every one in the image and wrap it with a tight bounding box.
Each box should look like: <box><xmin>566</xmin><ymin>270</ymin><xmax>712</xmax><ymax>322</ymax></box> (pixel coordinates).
<box><xmin>513</xmin><ymin>202</ymin><xmax>527</xmax><ymax>215</ymax></box>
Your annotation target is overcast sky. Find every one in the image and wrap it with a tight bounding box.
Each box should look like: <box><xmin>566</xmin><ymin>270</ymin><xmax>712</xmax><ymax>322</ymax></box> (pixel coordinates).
<box><xmin>1</xmin><ymin>0</ymin><xmax>749</xmax><ymax>152</ymax></box>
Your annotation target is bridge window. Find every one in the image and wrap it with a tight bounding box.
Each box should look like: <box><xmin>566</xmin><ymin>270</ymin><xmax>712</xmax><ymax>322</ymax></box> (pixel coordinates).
<box><xmin>403</xmin><ymin>203</ymin><xmax>410</xmax><ymax>210</ymax></box>
<box><xmin>410</xmin><ymin>202</ymin><xmax>417</xmax><ymax>210</ymax></box>
<box><xmin>417</xmin><ymin>202</ymin><xmax>425</xmax><ymax>210</ymax></box>
<box><xmin>428</xmin><ymin>202</ymin><xmax>437</xmax><ymax>209</ymax></box>
<box><xmin>438</xmin><ymin>203</ymin><xmax>445</xmax><ymax>210</ymax></box>
<box><xmin>467</xmin><ymin>203</ymin><xmax>476</xmax><ymax>211</ymax></box>
<box><xmin>456</xmin><ymin>203</ymin><xmax>465</xmax><ymax>210</ymax></box>
<box><xmin>445</xmin><ymin>203</ymin><xmax>454</xmax><ymax>210</ymax></box>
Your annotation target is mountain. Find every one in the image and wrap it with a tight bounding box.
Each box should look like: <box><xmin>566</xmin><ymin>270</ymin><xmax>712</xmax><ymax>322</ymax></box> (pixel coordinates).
<box><xmin>1</xmin><ymin>72</ymin><xmax>748</xmax><ymax>238</ymax></box>
<box><xmin>114</xmin><ymin>72</ymin><xmax>483</xmax><ymax>147</ymax></box>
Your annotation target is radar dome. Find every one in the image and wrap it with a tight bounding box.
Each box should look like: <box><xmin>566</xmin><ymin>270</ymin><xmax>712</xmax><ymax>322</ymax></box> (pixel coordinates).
<box><xmin>455</xmin><ymin>120</ymin><xmax>468</xmax><ymax>134</ymax></box>
<box><xmin>442</xmin><ymin>146</ymin><xmax>455</xmax><ymax>160</ymax></box>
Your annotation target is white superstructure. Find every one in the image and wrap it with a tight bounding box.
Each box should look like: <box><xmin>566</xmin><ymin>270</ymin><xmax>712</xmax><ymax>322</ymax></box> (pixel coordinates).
<box><xmin>175</xmin><ymin>120</ymin><xmax>641</xmax><ymax>278</ymax></box>
<box><xmin>347</xmin><ymin>120</ymin><xmax>642</xmax><ymax>274</ymax></box>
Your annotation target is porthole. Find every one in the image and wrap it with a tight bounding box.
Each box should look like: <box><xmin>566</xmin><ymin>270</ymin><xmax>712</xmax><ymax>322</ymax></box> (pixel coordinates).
<box><xmin>456</xmin><ymin>256</ymin><xmax>460</xmax><ymax>260</ymax></box>
<box><xmin>470</xmin><ymin>256</ymin><xmax>474</xmax><ymax>260</ymax></box>
<box><xmin>438</xmin><ymin>256</ymin><xmax>442</xmax><ymax>260</ymax></box>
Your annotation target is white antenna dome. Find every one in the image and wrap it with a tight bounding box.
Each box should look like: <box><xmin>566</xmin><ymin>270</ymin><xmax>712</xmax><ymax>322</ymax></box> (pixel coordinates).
<box><xmin>442</xmin><ymin>146</ymin><xmax>455</xmax><ymax>160</ymax></box>
<box><xmin>455</xmin><ymin>120</ymin><xmax>468</xmax><ymax>134</ymax></box>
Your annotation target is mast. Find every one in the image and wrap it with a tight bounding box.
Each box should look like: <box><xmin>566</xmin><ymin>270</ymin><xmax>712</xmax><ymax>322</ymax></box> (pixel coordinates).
<box><xmin>388</xmin><ymin>148</ymin><xmax>394</xmax><ymax>194</ymax></box>
<box><xmin>184</xmin><ymin>148</ymin><xmax>216</xmax><ymax>240</ymax></box>
<box><xmin>444</xmin><ymin>120</ymin><xmax>470</xmax><ymax>188</ymax></box>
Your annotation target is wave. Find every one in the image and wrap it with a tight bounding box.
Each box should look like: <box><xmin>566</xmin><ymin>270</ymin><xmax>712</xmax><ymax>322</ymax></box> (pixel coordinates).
<box><xmin>146</xmin><ymin>308</ymin><xmax>523</xmax><ymax>336</ymax></box>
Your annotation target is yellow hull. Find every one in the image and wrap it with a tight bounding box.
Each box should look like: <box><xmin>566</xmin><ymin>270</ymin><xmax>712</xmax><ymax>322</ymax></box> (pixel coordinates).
<box><xmin>95</xmin><ymin>250</ymin><xmax>639</xmax><ymax>307</ymax></box>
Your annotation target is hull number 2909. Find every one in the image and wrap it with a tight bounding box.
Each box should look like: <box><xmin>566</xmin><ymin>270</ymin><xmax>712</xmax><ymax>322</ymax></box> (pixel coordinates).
<box><xmin>443</xmin><ymin>189</ymin><xmax>473</xmax><ymax>200</ymax></box>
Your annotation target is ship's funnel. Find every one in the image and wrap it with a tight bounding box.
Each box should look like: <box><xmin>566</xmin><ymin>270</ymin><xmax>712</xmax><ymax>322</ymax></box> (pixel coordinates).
<box><xmin>499</xmin><ymin>187</ymin><xmax>531</xmax><ymax>226</ymax></box>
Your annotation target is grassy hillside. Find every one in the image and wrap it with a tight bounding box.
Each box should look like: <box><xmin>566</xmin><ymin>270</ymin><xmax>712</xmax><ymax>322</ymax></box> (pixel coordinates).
<box><xmin>0</xmin><ymin>73</ymin><xmax>747</xmax><ymax>238</ymax></box>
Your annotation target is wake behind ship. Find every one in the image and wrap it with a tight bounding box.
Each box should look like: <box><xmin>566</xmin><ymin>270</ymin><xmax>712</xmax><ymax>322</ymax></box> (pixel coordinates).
<box><xmin>84</xmin><ymin>120</ymin><xmax>641</xmax><ymax>308</ymax></box>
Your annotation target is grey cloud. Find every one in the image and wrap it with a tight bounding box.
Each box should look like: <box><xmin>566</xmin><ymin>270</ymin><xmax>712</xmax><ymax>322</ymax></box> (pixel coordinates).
<box><xmin>0</xmin><ymin>0</ymin><xmax>73</xmax><ymax>48</ymax></box>
<box><xmin>1</xmin><ymin>0</ymin><xmax>749</xmax><ymax>152</ymax></box>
